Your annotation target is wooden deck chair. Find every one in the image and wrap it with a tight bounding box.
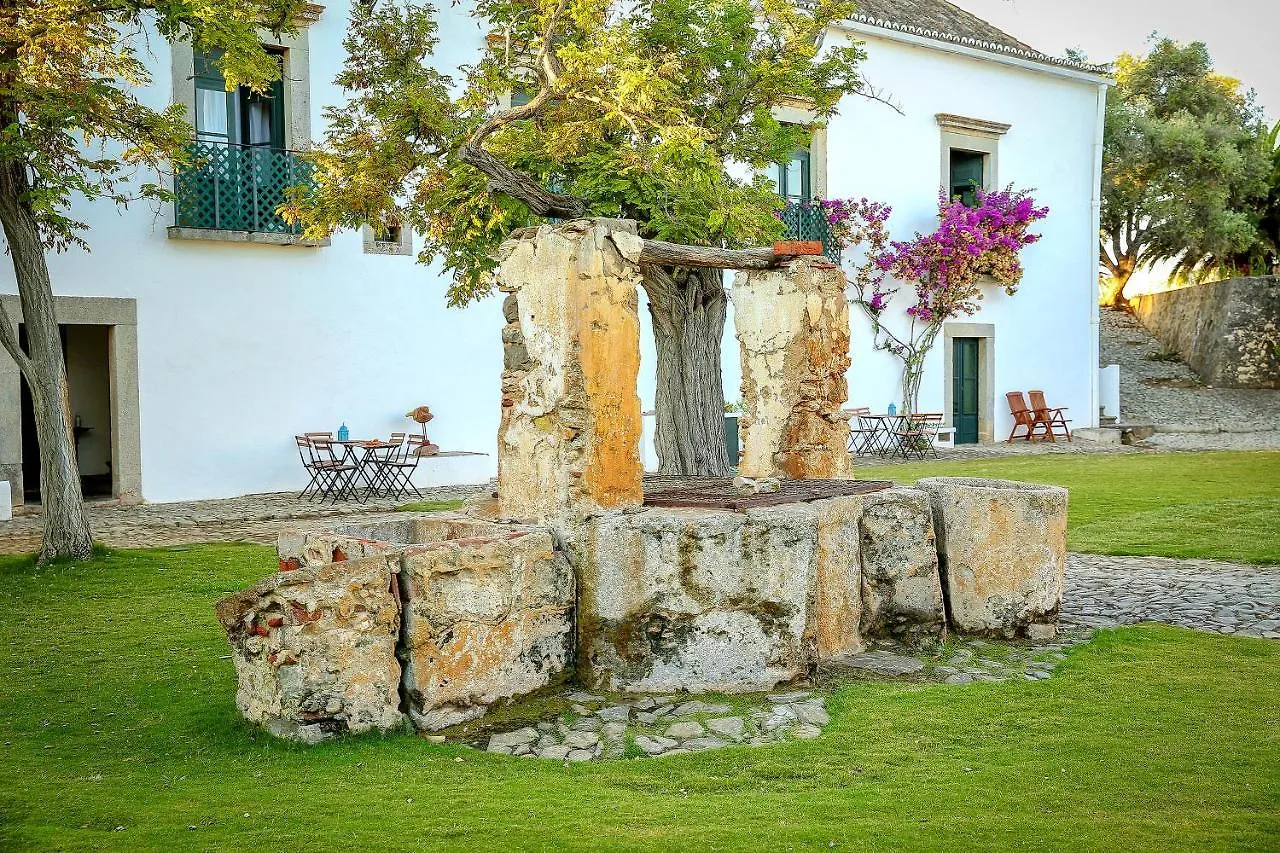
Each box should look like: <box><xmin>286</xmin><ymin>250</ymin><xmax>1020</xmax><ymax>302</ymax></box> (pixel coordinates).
<box><xmin>1028</xmin><ymin>390</ymin><xmax>1072</xmax><ymax>442</ymax></box>
<box><xmin>1005</xmin><ymin>391</ymin><xmax>1046</xmax><ymax>442</ymax></box>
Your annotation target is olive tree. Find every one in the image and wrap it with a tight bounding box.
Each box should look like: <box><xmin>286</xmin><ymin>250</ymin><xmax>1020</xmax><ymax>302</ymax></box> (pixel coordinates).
<box><xmin>291</xmin><ymin>0</ymin><xmax>869</xmax><ymax>475</ymax></box>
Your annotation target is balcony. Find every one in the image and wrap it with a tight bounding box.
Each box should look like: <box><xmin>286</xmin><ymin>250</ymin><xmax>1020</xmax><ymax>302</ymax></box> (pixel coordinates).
<box><xmin>779</xmin><ymin>202</ymin><xmax>841</xmax><ymax>263</ymax></box>
<box><xmin>169</xmin><ymin>141</ymin><xmax>326</xmax><ymax>247</ymax></box>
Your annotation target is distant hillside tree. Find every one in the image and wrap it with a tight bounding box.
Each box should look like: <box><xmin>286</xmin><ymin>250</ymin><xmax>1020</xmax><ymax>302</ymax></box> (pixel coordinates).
<box><xmin>0</xmin><ymin>1</ymin><xmax>304</xmax><ymax>561</ymax></box>
<box><xmin>289</xmin><ymin>0</ymin><xmax>871</xmax><ymax>476</ymax></box>
<box><xmin>1099</xmin><ymin>39</ymin><xmax>1269</xmax><ymax>306</ymax></box>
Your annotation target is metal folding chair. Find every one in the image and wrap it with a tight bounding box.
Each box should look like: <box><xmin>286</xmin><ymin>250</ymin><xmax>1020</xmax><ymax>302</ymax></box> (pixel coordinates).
<box><xmin>307</xmin><ymin>437</ymin><xmax>361</xmax><ymax>503</ymax></box>
<box><xmin>295</xmin><ymin>435</ymin><xmax>322</xmax><ymax>499</ymax></box>
<box><xmin>844</xmin><ymin>407</ymin><xmax>875</xmax><ymax>455</ymax></box>
<box><xmin>380</xmin><ymin>434</ymin><xmax>425</xmax><ymax>500</ymax></box>
<box><xmin>893</xmin><ymin>412</ymin><xmax>944</xmax><ymax>460</ymax></box>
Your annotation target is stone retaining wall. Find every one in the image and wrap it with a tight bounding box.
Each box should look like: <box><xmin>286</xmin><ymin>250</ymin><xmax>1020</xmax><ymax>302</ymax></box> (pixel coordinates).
<box><xmin>1131</xmin><ymin>276</ymin><xmax>1280</xmax><ymax>389</ymax></box>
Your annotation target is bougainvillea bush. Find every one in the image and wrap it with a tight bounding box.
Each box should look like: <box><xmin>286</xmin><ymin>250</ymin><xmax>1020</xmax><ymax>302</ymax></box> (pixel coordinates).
<box><xmin>823</xmin><ymin>187</ymin><xmax>1049</xmax><ymax>414</ymax></box>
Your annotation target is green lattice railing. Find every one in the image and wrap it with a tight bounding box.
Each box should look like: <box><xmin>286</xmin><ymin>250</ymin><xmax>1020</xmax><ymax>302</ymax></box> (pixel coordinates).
<box><xmin>174</xmin><ymin>141</ymin><xmax>314</xmax><ymax>234</ymax></box>
<box><xmin>779</xmin><ymin>202</ymin><xmax>841</xmax><ymax>263</ymax></box>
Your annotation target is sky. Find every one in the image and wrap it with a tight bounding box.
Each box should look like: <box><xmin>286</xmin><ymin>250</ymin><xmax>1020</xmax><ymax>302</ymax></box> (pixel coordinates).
<box><xmin>950</xmin><ymin>0</ymin><xmax>1280</xmax><ymax>122</ymax></box>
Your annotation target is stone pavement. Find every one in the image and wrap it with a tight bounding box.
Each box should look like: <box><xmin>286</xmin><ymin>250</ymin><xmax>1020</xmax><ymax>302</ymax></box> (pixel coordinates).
<box><xmin>1063</xmin><ymin>553</ymin><xmax>1280</xmax><ymax>639</ymax></box>
<box><xmin>0</xmin><ymin>484</ymin><xmax>489</xmax><ymax>555</ymax></box>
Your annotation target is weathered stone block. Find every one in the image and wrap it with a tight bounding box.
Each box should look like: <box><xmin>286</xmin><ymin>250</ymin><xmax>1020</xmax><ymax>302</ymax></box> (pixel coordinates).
<box><xmin>215</xmin><ymin>554</ymin><xmax>404</xmax><ymax>743</ymax></box>
<box><xmin>574</xmin><ymin>498</ymin><xmax>864</xmax><ymax>693</ymax></box>
<box><xmin>734</xmin><ymin>257</ymin><xmax>853</xmax><ymax>479</ymax></box>
<box><xmin>495</xmin><ymin>219</ymin><xmax>644</xmax><ymax>522</ymax></box>
<box><xmin>399</xmin><ymin>527</ymin><xmax>575</xmax><ymax>730</ymax></box>
<box><xmin>917</xmin><ymin>477</ymin><xmax>1067</xmax><ymax>637</ymax></box>
<box><xmin>858</xmin><ymin>487</ymin><xmax>945</xmax><ymax>639</ymax></box>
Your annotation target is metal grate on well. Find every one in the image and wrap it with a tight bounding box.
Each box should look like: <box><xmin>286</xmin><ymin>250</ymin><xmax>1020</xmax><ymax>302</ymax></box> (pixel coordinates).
<box><xmin>642</xmin><ymin>476</ymin><xmax>893</xmax><ymax>512</ymax></box>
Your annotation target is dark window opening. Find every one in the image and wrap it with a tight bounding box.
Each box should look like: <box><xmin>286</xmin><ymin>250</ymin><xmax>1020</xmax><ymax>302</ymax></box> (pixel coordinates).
<box><xmin>774</xmin><ymin>146</ymin><xmax>811</xmax><ymax>203</ymax></box>
<box><xmin>949</xmin><ymin>149</ymin><xmax>985</xmax><ymax>208</ymax></box>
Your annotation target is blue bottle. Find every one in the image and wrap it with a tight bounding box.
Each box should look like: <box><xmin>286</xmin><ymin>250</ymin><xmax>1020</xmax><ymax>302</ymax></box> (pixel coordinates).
<box><xmin>337</xmin><ymin>423</ymin><xmax>349</xmax><ymax>442</ymax></box>
<box><xmin>887</xmin><ymin>403</ymin><xmax>897</xmax><ymax>416</ymax></box>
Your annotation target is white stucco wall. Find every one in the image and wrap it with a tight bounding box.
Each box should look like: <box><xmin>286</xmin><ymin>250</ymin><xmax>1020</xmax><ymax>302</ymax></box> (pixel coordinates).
<box><xmin>0</xmin><ymin>7</ymin><xmax>1104</xmax><ymax>502</ymax></box>
<box><xmin>821</xmin><ymin>28</ymin><xmax>1104</xmax><ymax>439</ymax></box>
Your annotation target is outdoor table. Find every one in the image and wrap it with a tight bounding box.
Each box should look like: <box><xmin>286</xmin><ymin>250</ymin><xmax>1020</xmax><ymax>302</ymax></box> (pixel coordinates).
<box><xmin>857</xmin><ymin>414</ymin><xmax>908</xmax><ymax>457</ymax></box>
<box><xmin>333</xmin><ymin>439</ymin><xmax>396</xmax><ymax>498</ymax></box>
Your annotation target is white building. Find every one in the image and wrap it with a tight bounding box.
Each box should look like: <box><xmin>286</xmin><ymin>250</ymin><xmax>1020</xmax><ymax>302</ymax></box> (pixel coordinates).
<box><xmin>0</xmin><ymin>0</ymin><xmax>1107</xmax><ymax>507</ymax></box>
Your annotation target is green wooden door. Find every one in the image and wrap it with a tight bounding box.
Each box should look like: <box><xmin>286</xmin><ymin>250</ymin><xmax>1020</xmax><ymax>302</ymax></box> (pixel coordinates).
<box><xmin>953</xmin><ymin>337</ymin><xmax>980</xmax><ymax>444</ymax></box>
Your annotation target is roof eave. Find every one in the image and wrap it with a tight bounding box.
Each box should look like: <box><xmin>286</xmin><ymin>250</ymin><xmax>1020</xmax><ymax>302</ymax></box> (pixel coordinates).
<box><xmin>835</xmin><ymin>18</ymin><xmax>1114</xmax><ymax>86</ymax></box>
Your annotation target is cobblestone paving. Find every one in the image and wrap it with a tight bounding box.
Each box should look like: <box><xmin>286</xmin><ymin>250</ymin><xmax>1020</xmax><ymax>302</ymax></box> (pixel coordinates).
<box><xmin>1063</xmin><ymin>553</ymin><xmax>1280</xmax><ymax>639</ymax></box>
<box><xmin>1100</xmin><ymin>310</ymin><xmax>1280</xmax><ymax>448</ymax></box>
<box><xmin>0</xmin><ymin>484</ymin><xmax>489</xmax><ymax>555</ymax></box>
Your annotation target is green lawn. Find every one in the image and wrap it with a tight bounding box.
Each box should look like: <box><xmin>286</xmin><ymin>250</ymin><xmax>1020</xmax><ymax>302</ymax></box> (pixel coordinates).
<box><xmin>858</xmin><ymin>450</ymin><xmax>1280</xmax><ymax>563</ymax></box>
<box><xmin>0</xmin><ymin>544</ymin><xmax>1277</xmax><ymax>851</ymax></box>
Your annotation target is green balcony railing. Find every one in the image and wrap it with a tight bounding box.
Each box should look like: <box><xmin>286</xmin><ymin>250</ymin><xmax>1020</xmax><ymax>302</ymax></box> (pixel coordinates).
<box><xmin>779</xmin><ymin>201</ymin><xmax>841</xmax><ymax>263</ymax></box>
<box><xmin>174</xmin><ymin>141</ymin><xmax>314</xmax><ymax>234</ymax></box>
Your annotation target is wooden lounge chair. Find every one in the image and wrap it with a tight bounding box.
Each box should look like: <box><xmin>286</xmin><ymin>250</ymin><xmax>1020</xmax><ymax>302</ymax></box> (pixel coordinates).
<box><xmin>1029</xmin><ymin>390</ymin><xmax>1072</xmax><ymax>442</ymax></box>
<box><xmin>1005</xmin><ymin>391</ymin><xmax>1047</xmax><ymax>442</ymax></box>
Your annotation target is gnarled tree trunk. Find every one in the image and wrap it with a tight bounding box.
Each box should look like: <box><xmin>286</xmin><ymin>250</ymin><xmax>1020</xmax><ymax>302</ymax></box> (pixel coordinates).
<box><xmin>0</xmin><ymin>161</ymin><xmax>93</xmax><ymax>561</ymax></box>
<box><xmin>641</xmin><ymin>265</ymin><xmax>730</xmax><ymax>476</ymax></box>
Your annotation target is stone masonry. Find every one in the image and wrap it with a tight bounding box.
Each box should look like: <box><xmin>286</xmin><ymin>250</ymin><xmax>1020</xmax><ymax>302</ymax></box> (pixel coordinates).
<box><xmin>734</xmin><ymin>257</ymin><xmax>853</xmax><ymax>479</ymax></box>
<box><xmin>919</xmin><ymin>477</ymin><xmax>1068</xmax><ymax>638</ymax></box>
<box><xmin>1131</xmin><ymin>276</ymin><xmax>1280</xmax><ymax>389</ymax></box>
<box><xmin>572</xmin><ymin>497</ymin><xmax>865</xmax><ymax>694</ymax></box>
<box><xmin>219</xmin><ymin>515</ymin><xmax>575</xmax><ymax>742</ymax></box>
<box><xmin>495</xmin><ymin>219</ymin><xmax>645</xmax><ymax>523</ymax></box>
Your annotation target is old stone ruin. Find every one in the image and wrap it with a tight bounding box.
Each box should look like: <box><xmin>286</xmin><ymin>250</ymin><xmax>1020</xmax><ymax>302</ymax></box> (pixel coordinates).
<box><xmin>217</xmin><ymin>219</ymin><xmax>1068</xmax><ymax>746</ymax></box>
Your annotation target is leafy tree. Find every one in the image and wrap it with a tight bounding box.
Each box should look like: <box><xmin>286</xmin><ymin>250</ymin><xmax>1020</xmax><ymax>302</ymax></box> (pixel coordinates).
<box><xmin>290</xmin><ymin>0</ymin><xmax>869</xmax><ymax>475</ymax></box>
<box><xmin>1099</xmin><ymin>39</ymin><xmax>1269</xmax><ymax>307</ymax></box>
<box><xmin>0</xmin><ymin>1</ymin><xmax>304</xmax><ymax>561</ymax></box>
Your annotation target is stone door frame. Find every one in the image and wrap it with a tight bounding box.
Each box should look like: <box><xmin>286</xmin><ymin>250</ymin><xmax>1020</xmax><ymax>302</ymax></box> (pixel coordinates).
<box><xmin>942</xmin><ymin>322</ymin><xmax>996</xmax><ymax>444</ymax></box>
<box><xmin>0</xmin><ymin>295</ymin><xmax>142</xmax><ymax>506</ymax></box>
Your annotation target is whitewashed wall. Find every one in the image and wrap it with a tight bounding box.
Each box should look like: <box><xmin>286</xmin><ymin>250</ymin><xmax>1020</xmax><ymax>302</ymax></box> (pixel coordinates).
<box><xmin>822</xmin><ymin>29</ymin><xmax>1103</xmax><ymax>439</ymax></box>
<box><xmin>0</xmin><ymin>7</ymin><xmax>1103</xmax><ymax>502</ymax></box>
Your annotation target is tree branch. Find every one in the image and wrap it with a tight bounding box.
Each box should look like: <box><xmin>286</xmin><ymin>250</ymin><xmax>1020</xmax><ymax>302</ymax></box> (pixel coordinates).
<box><xmin>0</xmin><ymin>294</ymin><xmax>33</xmax><ymax>380</ymax></box>
<box><xmin>636</xmin><ymin>239</ymin><xmax>785</xmax><ymax>269</ymax></box>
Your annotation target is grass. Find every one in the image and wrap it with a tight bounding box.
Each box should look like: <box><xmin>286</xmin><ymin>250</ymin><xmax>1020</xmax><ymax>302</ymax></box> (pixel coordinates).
<box><xmin>857</xmin><ymin>451</ymin><xmax>1280</xmax><ymax>563</ymax></box>
<box><xmin>393</xmin><ymin>498</ymin><xmax>466</xmax><ymax>513</ymax></box>
<box><xmin>0</xmin><ymin>545</ymin><xmax>1277</xmax><ymax>851</ymax></box>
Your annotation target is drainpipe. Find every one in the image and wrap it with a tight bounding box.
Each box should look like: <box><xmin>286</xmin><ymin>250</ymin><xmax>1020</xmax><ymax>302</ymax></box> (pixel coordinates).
<box><xmin>1087</xmin><ymin>80</ymin><xmax>1109</xmax><ymax>428</ymax></box>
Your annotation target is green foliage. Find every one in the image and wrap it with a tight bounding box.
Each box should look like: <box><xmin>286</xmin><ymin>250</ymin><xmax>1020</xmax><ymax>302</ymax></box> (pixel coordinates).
<box><xmin>1100</xmin><ymin>39</ymin><xmax>1270</xmax><ymax>289</ymax></box>
<box><xmin>0</xmin><ymin>0</ymin><xmax>306</xmax><ymax>251</ymax></box>
<box><xmin>289</xmin><ymin>0</ymin><xmax>868</xmax><ymax>305</ymax></box>
<box><xmin>0</xmin><ymin>543</ymin><xmax>1277</xmax><ymax>848</ymax></box>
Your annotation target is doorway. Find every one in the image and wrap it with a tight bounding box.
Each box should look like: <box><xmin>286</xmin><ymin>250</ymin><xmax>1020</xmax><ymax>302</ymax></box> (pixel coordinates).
<box><xmin>17</xmin><ymin>323</ymin><xmax>116</xmax><ymax>502</ymax></box>
<box><xmin>952</xmin><ymin>337</ymin><xmax>980</xmax><ymax>444</ymax></box>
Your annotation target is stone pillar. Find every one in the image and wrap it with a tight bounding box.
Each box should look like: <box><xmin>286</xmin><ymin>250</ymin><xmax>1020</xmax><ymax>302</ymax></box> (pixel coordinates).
<box><xmin>734</xmin><ymin>257</ymin><xmax>852</xmax><ymax>480</ymax></box>
<box><xmin>496</xmin><ymin>219</ymin><xmax>644</xmax><ymax>522</ymax></box>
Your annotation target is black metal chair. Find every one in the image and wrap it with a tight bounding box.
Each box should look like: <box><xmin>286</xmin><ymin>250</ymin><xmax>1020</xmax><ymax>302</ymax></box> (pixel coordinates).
<box><xmin>380</xmin><ymin>434</ymin><xmax>425</xmax><ymax>500</ymax></box>
<box><xmin>307</xmin><ymin>437</ymin><xmax>361</xmax><ymax>503</ymax></box>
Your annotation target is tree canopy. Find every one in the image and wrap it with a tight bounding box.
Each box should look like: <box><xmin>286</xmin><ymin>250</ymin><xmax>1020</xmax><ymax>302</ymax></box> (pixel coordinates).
<box><xmin>1099</xmin><ymin>38</ymin><xmax>1270</xmax><ymax>305</ymax></box>
<box><xmin>291</xmin><ymin>0</ymin><xmax>869</xmax><ymax>305</ymax></box>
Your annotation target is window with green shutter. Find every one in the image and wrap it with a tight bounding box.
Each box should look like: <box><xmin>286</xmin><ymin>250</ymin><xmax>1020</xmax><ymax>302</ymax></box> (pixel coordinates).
<box><xmin>774</xmin><ymin>146</ymin><xmax>811</xmax><ymax>203</ymax></box>
<box><xmin>949</xmin><ymin>149</ymin><xmax>986</xmax><ymax>208</ymax></box>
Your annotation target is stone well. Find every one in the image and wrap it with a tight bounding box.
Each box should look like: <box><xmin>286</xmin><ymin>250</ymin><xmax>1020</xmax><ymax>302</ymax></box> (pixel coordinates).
<box><xmin>218</xmin><ymin>515</ymin><xmax>575</xmax><ymax>742</ymax></box>
<box><xmin>918</xmin><ymin>477</ymin><xmax>1068</xmax><ymax>638</ymax></box>
<box><xmin>218</xmin><ymin>217</ymin><xmax>1073</xmax><ymax>744</ymax></box>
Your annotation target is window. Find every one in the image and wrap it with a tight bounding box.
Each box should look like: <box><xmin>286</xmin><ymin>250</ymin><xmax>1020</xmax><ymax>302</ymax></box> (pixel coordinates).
<box><xmin>949</xmin><ymin>149</ymin><xmax>986</xmax><ymax>208</ymax></box>
<box><xmin>362</xmin><ymin>222</ymin><xmax>413</xmax><ymax>256</ymax></box>
<box><xmin>936</xmin><ymin>114</ymin><xmax>1009</xmax><ymax>209</ymax></box>
<box><xmin>774</xmin><ymin>146</ymin><xmax>811</xmax><ymax>203</ymax></box>
<box><xmin>193</xmin><ymin>47</ymin><xmax>286</xmax><ymax>149</ymax></box>
<box><xmin>509</xmin><ymin>87</ymin><xmax>533</xmax><ymax>108</ymax></box>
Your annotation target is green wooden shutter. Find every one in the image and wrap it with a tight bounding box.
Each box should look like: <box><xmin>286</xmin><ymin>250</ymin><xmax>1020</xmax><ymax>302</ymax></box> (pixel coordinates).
<box><xmin>193</xmin><ymin>48</ymin><xmax>235</xmax><ymax>144</ymax></box>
